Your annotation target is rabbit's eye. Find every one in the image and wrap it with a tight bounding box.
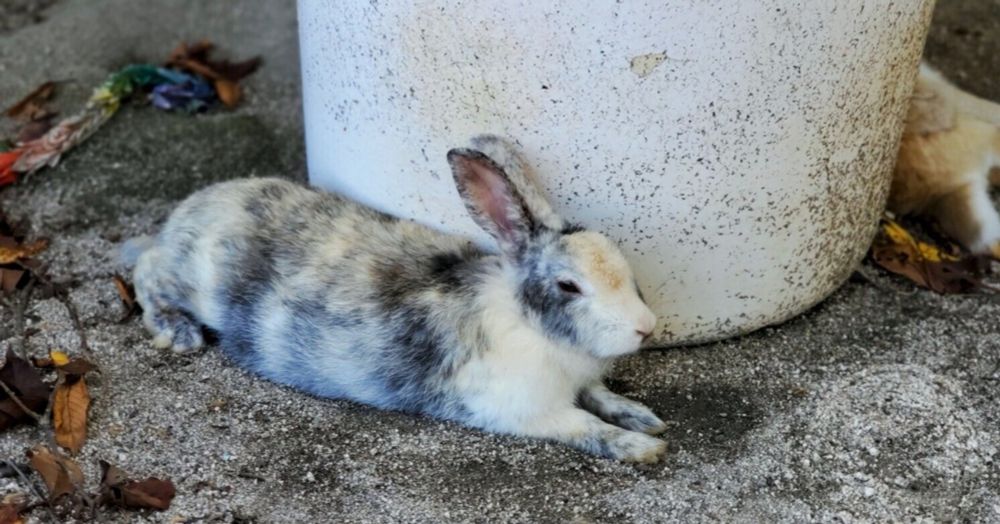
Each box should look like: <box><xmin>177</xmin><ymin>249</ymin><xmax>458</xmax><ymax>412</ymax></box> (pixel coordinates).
<box><xmin>557</xmin><ymin>280</ymin><xmax>582</xmax><ymax>295</ymax></box>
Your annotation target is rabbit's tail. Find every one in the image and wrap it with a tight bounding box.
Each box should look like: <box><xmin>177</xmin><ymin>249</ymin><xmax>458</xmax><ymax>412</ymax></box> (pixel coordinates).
<box><xmin>119</xmin><ymin>235</ymin><xmax>156</xmax><ymax>268</ymax></box>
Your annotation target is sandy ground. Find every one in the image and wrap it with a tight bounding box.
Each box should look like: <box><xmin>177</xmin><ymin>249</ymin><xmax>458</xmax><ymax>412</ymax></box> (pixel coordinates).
<box><xmin>0</xmin><ymin>0</ymin><xmax>998</xmax><ymax>522</ymax></box>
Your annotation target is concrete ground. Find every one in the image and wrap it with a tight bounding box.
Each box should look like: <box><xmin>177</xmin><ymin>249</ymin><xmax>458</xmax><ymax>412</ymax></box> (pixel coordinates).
<box><xmin>0</xmin><ymin>0</ymin><xmax>998</xmax><ymax>522</ymax></box>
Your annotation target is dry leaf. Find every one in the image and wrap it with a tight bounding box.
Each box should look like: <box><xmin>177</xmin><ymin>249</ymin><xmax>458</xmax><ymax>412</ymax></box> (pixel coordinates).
<box><xmin>30</xmin><ymin>351</ymin><xmax>68</xmax><ymax>369</ymax></box>
<box><xmin>0</xmin><ymin>239</ymin><xmax>47</xmax><ymax>265</ymax></box>
<box><xmin>26</xmin><ymin>445</ymin><xmax>84</xmax><ymax>502</ymax></box>
<box><xmin>0</xmin><ymin>268</ymin><xmax>24</xmax><ymax>294</ymax></box>
<box><xmin>112</xmin><ymin>274</ymin><xmax>138</xmax><ymax>319</ymax></box>
<box><xmin>51</xmin><ymin>351</ymin><xmax>69</xmax><ymax>367</ymax></box>
<box><xmin>59</xmin><ymin>357</ymin><xmax>97</xmax><ymax>376</ymax></box>
<box><xmin>3</xmin><ymin>82</ymin><xmax>56</xmax><ymax>122</ymax></box>
<box><xmin>98</xmin><ymin>460</ymin><xmax>176</xmax><ymax>511</ymax></box>
<box><xmin>0</xmin><ymin>493</ymin><xmax>26</xmax><ymax>524</ymax></box>
<box><xmin>15</xmin><ymin>115</ymin><xmax>56</xmax><ymax>144</ymax></box>
<box><xmin>0</xmin><ymin>215</ymin><xmax>47</xmax><ymax>293</ymax></box>
<box><xmin>168</xmin><ymin>41</ymin><xmax>260</xmax><ymax>82</ymax></box>
<box><xmin>0</xmin><ymin>350</ymin><xmax>50</xmax><ymax>429</ymax></box>
<box><xmin>166</xmin><ymin>40</ymin><xmax>261</xmax><ymax>109</ymax></box>
<box><xmin>871</xmin><ymin>217</ymin><xmax>993</xmax><ymax>294</ymax></box>
<box><xmin>213</xmin><ymin>79</ymin><xmax>241</xmax><ymax>108</ymax></box>
<box><xmin>52</xmin><ymin>375</ymin><xmax>89</xmax><ymax>454</ymax></box>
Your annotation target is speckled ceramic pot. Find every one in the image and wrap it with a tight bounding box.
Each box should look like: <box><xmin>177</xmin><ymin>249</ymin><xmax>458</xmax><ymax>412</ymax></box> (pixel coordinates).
<box><xmin>298</xmin><ymin>1</ymin><xmax>935</xmax><ymax>346</ymax></box>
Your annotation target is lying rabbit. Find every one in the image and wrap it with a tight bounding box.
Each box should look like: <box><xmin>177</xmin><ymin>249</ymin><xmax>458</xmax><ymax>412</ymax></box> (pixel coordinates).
<box><xmin>128</xmin><ymin>135</ymin><xmax>667</xmax><ymax>462</ymax></box>
<box><xmin>890</xmin><ymin>63</ymin><xmax>1000</xmax><ymax>256</ymax></box>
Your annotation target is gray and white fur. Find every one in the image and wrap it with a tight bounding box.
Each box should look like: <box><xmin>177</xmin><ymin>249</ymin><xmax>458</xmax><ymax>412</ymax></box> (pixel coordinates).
<box><xmin>130</xmin><ymin>135</ymin><xmax>665</xmax><ymax>462</ymax></box>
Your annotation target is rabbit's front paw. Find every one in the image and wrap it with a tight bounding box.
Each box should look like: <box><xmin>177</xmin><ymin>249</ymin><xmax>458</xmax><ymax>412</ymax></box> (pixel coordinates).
<box><xmin>608</xmin><ymin>430</ymin><xmax>668</xmax><ymax>464</ymax></box>
<box><xmin>612</xmin><ymin>403</ymin><xmax>668</xmax><ymax>435</ymax></box>
<box><xmin>579</xmin><ymin>384</ymin><xmax>667</xmax><ymax>435</ymax></box>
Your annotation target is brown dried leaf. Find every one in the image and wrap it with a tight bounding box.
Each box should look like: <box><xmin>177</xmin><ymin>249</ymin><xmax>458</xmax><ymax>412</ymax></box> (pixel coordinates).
<box><xmin>871</xmin><ymin>218</ymin><xmax>992</xmax><ymax>294</ymax></box>
<box><xmin>0</xmin><ymin>268</ymin><xmax>24</xmax><ymax>294</ymax></box>
<box><xmin>166</xmin><ymin>40</ymin><xmax>261</xmax><ymax>108</ymax></box>
<box><xmin>15</xmin><ymin>115</ymin><xmax>56</xmax><ymax>144</ymax></box>
<box><xmin>209</xmin><ymin>56</ymin><xmax>262</xmax><ymax>83</ymax></box>
<box><xmin>98</xmin><ymin>460</ymin><xmax>176</xmax><ymax>511</ymax></box>
<box><xmin>213</xmin><ymin>79</ymin><xmax>241</xmax><ymax>108</ymax></box>
<box><xmin>168</xmin><ymin>41</ymin><xmax>260</xmax><ymax>82</ymax></box>
<box><xmin>59</xmin><ymin>358</ymin><xmax>97</xmax><ymax>377</ymax></box>
<box><xmin>52</xmin><ymin>375</ymin><xmax>89</xmax><ymax>453</ymax></box>
<box><xmin>26</xmin><ymin>445</ymin><xmax>84</xmax><ymax>502</ymax></box>
<box><xmin>0</xmin><ymin>493</ymin><xmax>25</xmax><ymax>524</ymax></box>
<box><xmin>171</xmin><ymin>57</ymin><xmax>220</xmax><ymax>81</ymax></box>
<box><xmin>3</xmin><ymin>82</ymin><xmax>56</xmax><ymax>122</ymax></box>
<box><xmin>0</xmin><ymin>507</ymin><xmax>22</xmax><ymax>524</ymax></box>
<box><xmin>924</xmin><ymin>257</ymin><xmax>992</xmax><ymax>294</ymax></box>
<box><xmin>871</xmin><ymin>242</ymin><xmax>930</xmax><ymax>287</ymax></box>
<box><xmin>0</xmin><ymin>350</ymin><xmax>50</xmax><ymax>429</ymax></box>
<box><xmin>0</xmin><ymin>238</ymin><xmax>47</xmax><ymax>265</ymax></box>
<box><xmin>112</xmin><ymin>274</ymin><xmax>137</xmax><ymax>318</ymax></box>
<box><xmin>30</xmin><ymin>356</ymin><xmax>53</xmax><ymax>369</ymax></box>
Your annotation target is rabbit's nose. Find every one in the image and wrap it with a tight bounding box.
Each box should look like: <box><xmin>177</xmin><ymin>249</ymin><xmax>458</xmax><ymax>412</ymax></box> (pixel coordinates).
<box><xmin>636</xmin><ymin>309</ymin><xmax>657</xmax><ymax>337</ymax></box>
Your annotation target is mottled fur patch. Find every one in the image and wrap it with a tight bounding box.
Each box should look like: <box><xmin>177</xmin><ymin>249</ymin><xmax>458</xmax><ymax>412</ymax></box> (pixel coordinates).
<box><xmin>131</xmin><ymin>142</ymin><xmax>663</xmax><ymax>462</ymax></box>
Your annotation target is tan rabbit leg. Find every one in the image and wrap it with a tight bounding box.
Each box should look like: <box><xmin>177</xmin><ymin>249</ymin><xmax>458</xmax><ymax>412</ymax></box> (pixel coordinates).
<box><xmin>929</xmin><ymin>180</ymin><xmax>1000</xmax><ymax>255</ymax></box>
<box><xmin>133</xmin><ymin>246</ymin><xmax>205</xmax><ymax>353</ymax></box>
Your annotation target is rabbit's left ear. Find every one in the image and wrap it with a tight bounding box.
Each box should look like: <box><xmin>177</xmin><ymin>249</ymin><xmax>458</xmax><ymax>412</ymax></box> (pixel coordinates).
<box><xmin>468</xmin><ymin>135</ymin><xmax>565</xmax><ymax>231</ymax></box>
<box><xmin>448</xmin><ymin>148</ymin><xmax>535</xmax><ymax>257</ymax></box>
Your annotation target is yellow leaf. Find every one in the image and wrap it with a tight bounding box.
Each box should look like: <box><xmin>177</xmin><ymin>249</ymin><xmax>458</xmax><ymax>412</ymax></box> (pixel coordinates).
<box><xmin>882</xmin><ymin>220</ymin><xmax>914</xmax><ymax>246</ymax></box>
<box><xmin>52</xmin><ymin>378</ymin><xmax>90</xmax><ymax>454</ymax></box>
<box><xmin>49</xmin><ymin>351</ymin><xmax>69</xmax><ymax>367</ymax></box>
<box><xmin>881</xmin><ymin>219</ymin><xmax>957</xmax><ymax>263</ymax></box>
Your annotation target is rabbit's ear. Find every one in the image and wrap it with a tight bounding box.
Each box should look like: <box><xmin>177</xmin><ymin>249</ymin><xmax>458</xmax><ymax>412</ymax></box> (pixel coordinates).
<box><xmin>468</xmin><ymin>135</ymin><xmax>565</xmax><ymax>231</ymax></box>
<box><xmin>448</xmin><ymin>148</ymin><xmax>535</xmax><ymax>256</ymax></box>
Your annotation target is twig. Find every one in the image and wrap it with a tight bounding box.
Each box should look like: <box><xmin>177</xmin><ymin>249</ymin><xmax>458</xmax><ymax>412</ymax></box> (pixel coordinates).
<box><xmin>54</xmin><ymin>287</ymin><xmax>94</xmax><ymax>360</ymax></box>
<box><xmin>38</xmin><ymin>377</ymin><xmax>58</xmax><ymax>430</ymax></box>
<box><xmin>0</xmin><ymin>378</ymin><xmax>45</xmax><ymax>425</ymax></box>
<box><xmin>11</xmin><ymin>279</ymin><xmax>34</xmax><ymax>359</ymax></box>
<box><xmin>236</xmin><ymin>470</ymin><xmax>266</xmax><ymax>482</ymax></box>
<box><xmin>3</xmin><ymin>458</ymin><xmax>58</xmax><ymax>524</ymax></box>
<box><xmin>852</xmin><ymin>266</ymin><xmax>917</xmax><ymax>296</ymax></box>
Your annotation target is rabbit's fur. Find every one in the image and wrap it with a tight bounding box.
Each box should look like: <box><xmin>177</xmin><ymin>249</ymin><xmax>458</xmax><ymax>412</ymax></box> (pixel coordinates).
<box><xmin>890</xmin><ymin>63</ymin><xmax>1000</xmax><ymax>256</ymax></box>
<box><xmin>131</xmin><ymin>135</ymin><xmax>666</xmax><ymax>462</ymax></box>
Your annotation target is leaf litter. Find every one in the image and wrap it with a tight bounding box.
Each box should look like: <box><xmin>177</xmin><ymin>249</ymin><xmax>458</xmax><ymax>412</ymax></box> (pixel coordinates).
<box><xmin>23</xmin><ymin>445</ymin><xmax>176</xmax><ymax>519</ymax></box>
<box><xmin>0</xmin><ymin>212</ymin><xmax>47</xmax><ymax>294</ymax></box>
<box><xmin>0</xmin><ymin>350</ymin><xmax>49</xmax><ymax>431</ymax></box>
<box><xmin>0</xmin><ymin>38</ymin><xmax>262</xmax><ymax>522</ymax></box>
<box><xmin>0</xmin><ymin>40</ymin><xmax>261</xmax><ymax>188</ymax></box>
<box><xmin>2</xmin><ymin>81</ymin><xmax>57</xmax><ymax>122</ymax></box>
<box><xmin>0</xmin><ymin>493</ymin><xmax>27</xmax><ymax>524</ymax></box>
<box><xmin>97</xmin><ymin>460</ymin><xmax>176</xmax><ymax>511</ymax></box>
<box><xmin>869</xmin><ymin>214</ymin><xmax>997</xmax><ymax>294</ymax></box>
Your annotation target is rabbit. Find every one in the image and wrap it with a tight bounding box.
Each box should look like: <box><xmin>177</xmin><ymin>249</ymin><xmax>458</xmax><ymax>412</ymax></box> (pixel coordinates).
<box><xmin>128</xmin><ymin>135</ymin><xmax>667</xmax><ymax>463</ymax></box>
<box><xmin>889</xmin><ymin>62</ymin><xmax>1000</xmax><ymax>257</ymax></box>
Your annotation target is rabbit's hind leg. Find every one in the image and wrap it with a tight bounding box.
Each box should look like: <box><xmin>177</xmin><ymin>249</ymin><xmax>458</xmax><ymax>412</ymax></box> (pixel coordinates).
<box><xmin>929</xmin><ymin>179</ymin><xmax>1000</xmax><ymax>258</ymax></box>
<box><xmin>133</xmin><ymin>246</ymin><xmax>205</xmax><ymax>353</ymax></box>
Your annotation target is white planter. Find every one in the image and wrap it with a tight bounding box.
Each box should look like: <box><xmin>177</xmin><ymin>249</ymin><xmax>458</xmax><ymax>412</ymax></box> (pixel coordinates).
<box><xmin>298</xmin><ymin>1</ymin><xmax>934</xmax><ymax>346</ymax></box>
